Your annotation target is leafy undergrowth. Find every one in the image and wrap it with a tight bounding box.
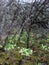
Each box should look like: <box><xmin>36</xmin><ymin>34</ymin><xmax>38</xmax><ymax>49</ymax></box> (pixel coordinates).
<box><xmin>0</xmin><ymin>31</ymin><xmax>49</xmax><ymax>65</ymax></box>
<box><xmin>0</xmin><ymin>47</ymin><xmax>49</xmax><ymax>65</ymax></box>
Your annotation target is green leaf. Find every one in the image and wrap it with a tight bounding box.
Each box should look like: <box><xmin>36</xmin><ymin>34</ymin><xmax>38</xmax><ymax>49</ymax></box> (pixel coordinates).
<box><xmin>38</xmin><ymin>63</ymin><xmax>41</xmax><ymax>65</ymax></box>
<box><xmin>47</xmin><ymin>39</ymin><xmax>49</xmax><ymax>42</ymax></box>
<box><xmin>0</xmin><ymin>44</ymin><xmax>3</xmax><ymax>48</ymax></box>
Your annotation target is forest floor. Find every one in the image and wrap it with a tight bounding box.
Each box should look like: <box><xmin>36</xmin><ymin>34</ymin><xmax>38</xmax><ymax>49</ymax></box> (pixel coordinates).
<box><xmin>0</xmin><ymin>47</ymin><xmax>49</xmax><ymax>65</ymax></box>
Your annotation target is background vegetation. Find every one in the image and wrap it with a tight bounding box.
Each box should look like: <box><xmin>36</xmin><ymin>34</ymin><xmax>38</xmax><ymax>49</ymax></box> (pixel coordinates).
<box><xmin>0</xmin><ymin>0</ymin><xmax>49</xmax><ymax>65</ymax></box>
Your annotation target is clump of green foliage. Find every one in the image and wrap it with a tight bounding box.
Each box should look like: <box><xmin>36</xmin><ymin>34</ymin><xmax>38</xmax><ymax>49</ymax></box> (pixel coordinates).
<box><xmin>6</xmin><ymin>35</ymin><xmax>15</xmax><ymax>44</ymax></box>
<box><xmin>19</xmin><ymin>48</ymin><xmax>32</xmax><ymax>56</ymax></box>
<box><xmin>4</xmin><ymin>32</ymin><xmax>49</xmax><ymax>52</ymax></box>
<box><xmin>4</xmin><ymin>43</ymin><xmax>17</xmax><ymax>51</ymax></box>
<box><xmin>20</xmin><ymin>30</ymin><xmax>27</xmax><ymax>44</ymax></box>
